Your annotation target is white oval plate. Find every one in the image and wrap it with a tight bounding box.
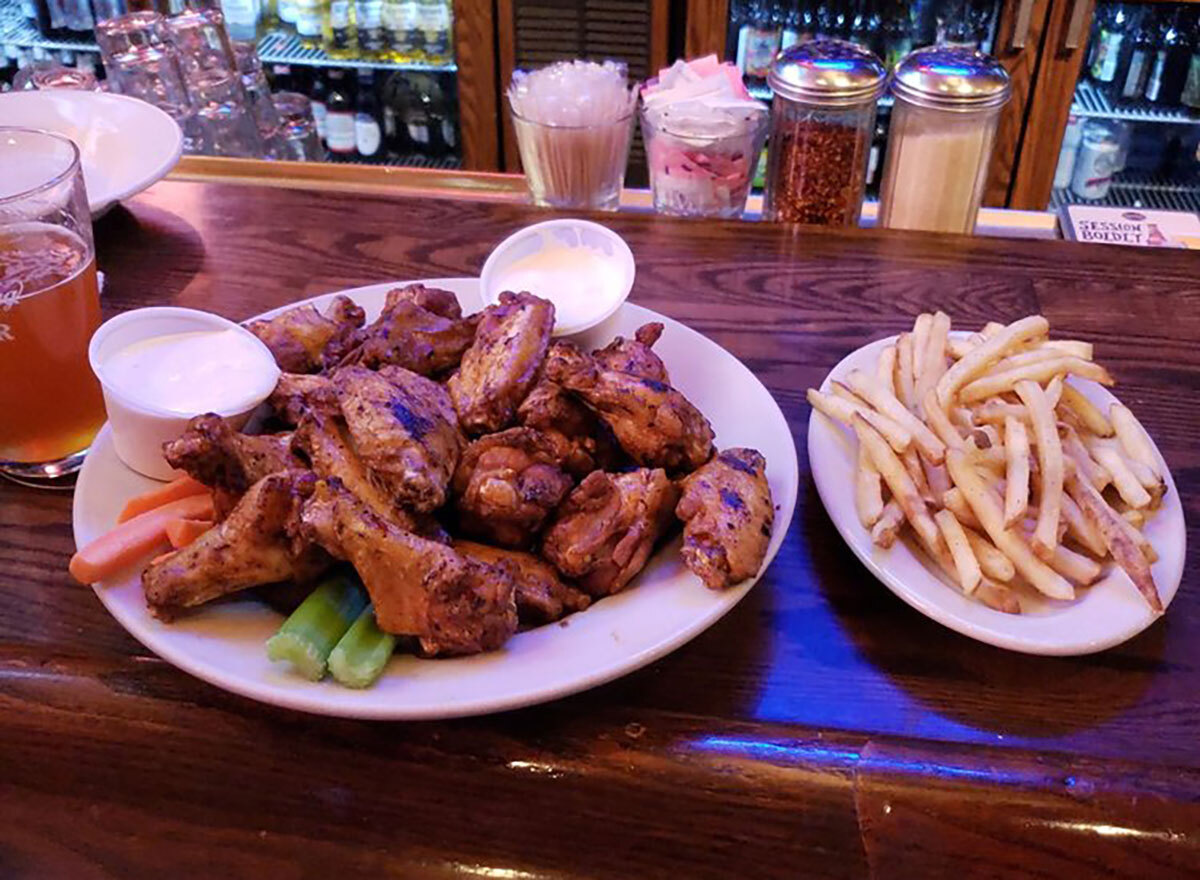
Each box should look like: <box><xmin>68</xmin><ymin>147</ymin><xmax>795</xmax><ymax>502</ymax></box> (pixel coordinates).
<box><xmin>0</xmin><ymin>91</ymin><xmax>183</xmax><ymax>216</ymax></box>
<box><xmin>73</xmin><ymin>279</ymin><xmax>799</xmax><ymax>718</ymax></box>
<box><xmin>808</xmin><ymin>334</ymin><xmax>1186</xmax><ymax>656</ymax></box>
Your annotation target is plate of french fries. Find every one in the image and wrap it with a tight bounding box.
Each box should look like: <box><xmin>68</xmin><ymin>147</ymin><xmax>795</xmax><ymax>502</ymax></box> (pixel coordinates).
<box><xmin>806</xmin><ymin>313</ymin><xmax>1185</xmax><ymax>655</ymax></box>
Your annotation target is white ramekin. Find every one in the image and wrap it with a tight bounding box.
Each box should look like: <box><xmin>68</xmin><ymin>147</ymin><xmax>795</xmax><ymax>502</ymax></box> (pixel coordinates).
<box><xmin>88</xmin><ymin>307</ymin><xmax>280</xmax><ymax>480</ymax></box>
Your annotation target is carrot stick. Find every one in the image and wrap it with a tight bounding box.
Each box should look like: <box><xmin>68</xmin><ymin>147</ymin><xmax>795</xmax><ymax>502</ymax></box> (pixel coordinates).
<box><xmin>165</xmin><ymin>518</ymin><xmax>213</xmax><ymax>549</ymax></box>
<box><xmin>70</xmin><ymin>493</ymin><xmax>214</xmax><ymax>585</ymax></box>
<box><xmin>117</xmin><ymin>474</ymin><xmax>209</xmax><ymax>523</ymax></box>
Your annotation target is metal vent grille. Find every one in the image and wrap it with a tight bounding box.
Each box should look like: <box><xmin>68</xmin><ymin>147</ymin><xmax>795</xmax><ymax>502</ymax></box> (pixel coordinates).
<box><xmin>511</xmin><ymin>0</ymin><xmax>652</xmax><ymax>185</ymax></box>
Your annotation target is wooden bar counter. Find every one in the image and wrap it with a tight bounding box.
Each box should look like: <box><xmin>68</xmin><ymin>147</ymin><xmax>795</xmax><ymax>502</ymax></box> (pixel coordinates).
<box><xmin>2</xmin><ymin>178</ymin><xmax>1198</xmax><ymax>879</ymax></box>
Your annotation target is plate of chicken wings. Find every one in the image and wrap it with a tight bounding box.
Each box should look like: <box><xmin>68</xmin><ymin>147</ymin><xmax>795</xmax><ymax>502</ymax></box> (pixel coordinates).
<box><xmin>73</xmin><ymin>278</ymin><xmax>798</xmax><ymax>718</ymax></box>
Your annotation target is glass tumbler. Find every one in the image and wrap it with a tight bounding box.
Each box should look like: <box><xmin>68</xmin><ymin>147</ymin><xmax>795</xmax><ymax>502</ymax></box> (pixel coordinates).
<box><xmin>0</xmin><ymin>128</ymin><xmax>106</xmax><ymax>482</ymax></box>
<box><xmin>272</xmin><ymin>91</ymin><xmax>325</xmax><ymax>161</ymax></box>
<box><xmin>190</xmin><ymin>68</ymin><xmax>265</xmax><ymax>156</ymax></box>
<box><xmin>509</xmin><ymin>109</ymin><xmax>635</xmax><ymax>211</ymax></box>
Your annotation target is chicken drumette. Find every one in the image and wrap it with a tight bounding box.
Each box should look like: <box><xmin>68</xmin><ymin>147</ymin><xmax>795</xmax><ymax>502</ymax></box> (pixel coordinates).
<box><xmin>143</xmin><ymin>470</ymin><xmax>329</xmax><ymax>618</ymax></box>
<box><xmin>246</xmin><ymin>294</ymin><xmax>365</xmax><ymax>373</ymax></box>
<box><xmin>546</xmin><ymin>348</ymin><xmax>714</xmax><ymax>475</ymax></box>
<box><xmin>676</xmin><ymin>448</ymin><xmax>774</xmax><ymax>590</ymax></box>
<box><xmin>449</xmin><ymin>291</ymin><xmax>554</xmax><ymax>434</ymax></box>
<box><xmin>163</xmin><ymin>413</ymin><xmax>301</xmax><ymax>494</ymax></box>
<box><xmin>451</xmin><ymin>427</ymin><xmax>573</xmax><ymax>548</ymax></box>
<box><xmin>340</xmin><ymin>284</ymin><xmax>479</xmax><ymax>376</ymax></box>
<box><xmin>268</xmin><ymin>373</ymin><xmax>338</xmax><ymax>426</ymax></box>
<box><xmin>593</xmin><ymin>322</ymin><xmax>668</xmax><ymax>383</ymax></box>
<box><xmin>331</xmin><ymin>364</ymin><xmax>465</xmax><ymax>512</ymax></box>
<box><xmin>455</xmin><ymin>540</ymin><xmax>590</xmax><ymax>624</ymax></box>
<box><xmin>541</xmin><ymin>468</ymin><xmax>680</xmax><ymax>596</ymax></box>
<box><xmin>301</xmin><ymin>480</ymin><xmax>517</xmax><ymax>655</ymax></box>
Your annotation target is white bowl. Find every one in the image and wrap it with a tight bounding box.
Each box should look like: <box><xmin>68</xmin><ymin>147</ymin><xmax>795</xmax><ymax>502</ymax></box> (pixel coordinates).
<box><xmin>0</xmin><ymin>91</ymin><xmax>183</xmax><ymax>216</ymax></box>
<box><xmin>88</xmin><ymin>307</ymin><xmax>280</xmax><ymax>481</ymax></box>
<box><xmin>480</xmin><ymin>219</ymin><xmax>636</xmax><ymax>336</ymax></box>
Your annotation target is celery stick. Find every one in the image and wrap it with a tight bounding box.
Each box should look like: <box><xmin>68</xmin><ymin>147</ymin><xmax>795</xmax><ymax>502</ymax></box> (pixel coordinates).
<box><xmin>265</xmin><ymin>574</ymin><xmax>368</xmax><ymax>681</ymax></box>
<box><xmin>328</xmin><ymin>606</ymin><xmax>397</xmax><ymax>689</ymax></box>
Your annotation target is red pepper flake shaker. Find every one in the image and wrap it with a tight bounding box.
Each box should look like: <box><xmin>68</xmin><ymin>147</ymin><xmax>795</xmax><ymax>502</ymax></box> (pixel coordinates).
<box><xmin>764</xmin><ymin>39</ymin><xmax>886</xmax><ymax>227</ymax></box>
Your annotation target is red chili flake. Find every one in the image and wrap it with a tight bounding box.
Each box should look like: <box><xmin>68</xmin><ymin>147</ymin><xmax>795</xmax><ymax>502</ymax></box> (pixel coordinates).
<box><xmin>768</xmin><ymin>118</ymin><xmax>869</xmax><ymax>226</ymax></box>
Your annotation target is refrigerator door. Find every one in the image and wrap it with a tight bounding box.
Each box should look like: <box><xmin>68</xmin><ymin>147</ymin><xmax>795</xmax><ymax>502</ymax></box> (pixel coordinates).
<box><xmin>1012</xmin><ymin>0</ymin><xmax>1200</xmax><ymax>211</ymax></box>
<box><xmin>692</xmin><ymin>0</ymin><xmax>1052</xmax><ymax>207</ymax></box>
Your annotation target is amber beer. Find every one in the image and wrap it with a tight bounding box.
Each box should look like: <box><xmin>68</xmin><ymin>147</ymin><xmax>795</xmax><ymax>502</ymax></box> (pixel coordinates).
<box><xmin>0</xmin><ymin>223</ymin><xmax>106</xmax><ymax>465</ymax></box>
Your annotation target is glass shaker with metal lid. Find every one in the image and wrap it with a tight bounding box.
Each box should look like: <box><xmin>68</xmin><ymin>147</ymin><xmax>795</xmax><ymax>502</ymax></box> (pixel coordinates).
<box><xmin>763</xmin><ymin>39</ymin><xmax>887</xmax><ymax>226</ymax></box>
<box><xmin>877</xmin><ymin>45</ymin><xmax>1011</xmax><ymax>234</ymax></box>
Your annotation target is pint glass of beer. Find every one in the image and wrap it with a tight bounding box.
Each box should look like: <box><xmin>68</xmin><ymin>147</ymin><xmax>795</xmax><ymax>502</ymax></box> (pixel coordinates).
<box><xmin>0</xmin><ymin>128</ymin><xmax>106</xmax><ymax>482</ymax></box>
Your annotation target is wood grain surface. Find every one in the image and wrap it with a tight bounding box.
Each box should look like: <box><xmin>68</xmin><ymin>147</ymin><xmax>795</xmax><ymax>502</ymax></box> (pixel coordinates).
<box><xmin>2</xmin><ymin>180</ymin><xmax>1198</xmax><ymax>879</ymax></box>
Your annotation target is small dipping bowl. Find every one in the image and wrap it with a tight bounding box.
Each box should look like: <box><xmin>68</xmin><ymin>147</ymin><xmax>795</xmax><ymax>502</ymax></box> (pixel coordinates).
<box><xmin>88</xmin><ymin>307</ymin><xmax>280</xmax><ymax>480</ymax></box>
<box><xmin>480</xmin><ymin>219</ymin><xmax>635</xmax><ymax>336</ymax></box>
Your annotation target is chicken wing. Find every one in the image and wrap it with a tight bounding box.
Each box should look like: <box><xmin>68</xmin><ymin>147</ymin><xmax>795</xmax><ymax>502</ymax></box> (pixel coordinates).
<box><xmin>547</xmin><ymin>351</ymin><xmax>714</xmax><ymax>474</ymax></box>
<box><xmin>449</xmin><ymin>291</ymin><xmax>554</xmax><ymax>434</ymax></box>
<box><xmin>455</xmin><ymin>540</ymin><xmax>590</xmax><ymax>624</ymax></box>
<box><xmin>593</xmin><ymin>322</ymin><xmax>669</xmax><ymax>383</ymax></box>
<box><xmin>301</xmin><ymin>480</ymin><xmax>517</xmax><ymax>655</ymax></box>
<box><xmin>451</xmin><ymin>427</ymin><xmax>573</xmax><ymax>548</ymax></box>
<box><xmin>340</xmin><ymin>284</ymin><xmax>479</xmax><ymax>376</ymax></box>
<box><xmin>143</xmin><ymin>470</ymin><xmax>329</xmax><ymax>618</ymax></box>
<box><xmin>331</xmin><ymin>364</ymin><xmax>464</xmax><ymax>512</ymax></box>
<box><xmin>268</xmin><ymin>373</ymin><xmax>339</xmax><ymax>426</ymax></box>
<box><xmin>676</xmin><ymin>448</ymin><xmax>774</xmax><ymax>590</ymax></box>
<box><xmin>541</xmin><ymin>468</ymin><xmax>680</xmax><ymax>596</ymax></box>
<box><xmin>246</xmin><ymin>294</ymin><xmax>365</xmax><ymax>373</ymax></box>
<box><xmin>163</xmin><ymin>414</ymin><xmax>302</xmax><ymax>493</ymax></box>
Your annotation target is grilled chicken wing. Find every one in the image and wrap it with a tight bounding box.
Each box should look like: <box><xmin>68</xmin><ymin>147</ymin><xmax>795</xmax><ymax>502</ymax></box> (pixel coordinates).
<box><xmin>676</xmin><ymin>448</ymin><xmax>774</xmax><ymax>590</ymax></box>
<box><xmin>301</xmin><ymin>480</ymin><xmax>517</xmax><ymax>655</ymax></box>
<box><xmin>593</xmin><ymin>322</ymin><xmax>669</xmax><ymax>383</ymax></box>
<box><xmin>455</xmin><ymin>540</ymin><xmax>590</xmax><ymax>624</ymax></box>
<box><xmin>143</xmin><ymin>470</ymin><xmax>329</xmax><ymax>618</ymax></box>
<box><xmin>331</xmin><ymin>364</ymin><xmax>464</xmax><ymax>512</ymax></box>
<box><xmin>246</xmin><ymin>294</ymin><xmax>365</xmax><ymax>373</ymax></box>
<box><xmin>163</xmin><ymin>414</ymin><xmax>302</xmax><ymax>493</ymax></box>
<box><xmin>449</xmin><ymin>291</ymin><xmax>555</xmax><ymax>434</ymax></box>
<box><xmin>547</xmin><ymin>350</ymin><xmax>714</xmax><ymax>474</ymax></box>
<box><xmin>451</xmin><ymin>427</ymin><xmax>573</xmax><ymax>548</ymax></box>
<box><xmin>268</xmin><ymin>373</ymin><xmax>339</xmax><ymax>426</ymax></box>
<box><xmin>340</xmin><ymin>284</ymin><xmax>479</xmax><ymax>376</ymax></box>
<box><xmin>541</xmin><ymin>468</ymin><xmax>680</xmax><ymax>596</ymax></box>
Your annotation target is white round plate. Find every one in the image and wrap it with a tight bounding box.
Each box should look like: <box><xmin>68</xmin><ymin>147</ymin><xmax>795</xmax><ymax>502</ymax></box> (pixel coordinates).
<box><xmin>1</xmin><ymin>91</ymin><xmax>183</xmax><ymax>216</ymax></box>
<box><xmin>808</xmin><ymin>334</ymin><xmax>1186</xmax><ymax>656</ymax></box>
<box><xmin>73</xmin><ymin>278</ymin><xmax>799</xmax><ymax>718</ymax></box>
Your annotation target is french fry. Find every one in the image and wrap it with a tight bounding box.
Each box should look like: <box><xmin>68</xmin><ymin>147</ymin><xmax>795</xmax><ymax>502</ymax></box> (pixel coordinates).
<box><xmin>1109</xmin><ymin>403</ymin><xmax>1162</xmax><ymax>480</ymax></box>
<box><xmin>1003</xmin><ymin>416</ymin><xmax>1030</xmax><ymax>528</ymax></box>
<box><xmin>1090</xmin><ymin>444</ymin><xmax>1152</xmax><ymax>509</ymax></box>
<box><xmin>969</xmin><ymin>443</ymin><xmax>1007</xmax><ymax>476</ymax></box>
<box><xmin>1043</xmin><ymin>541</ymin><xmax>1104</xmax><ymax>586</ymax></box>
<box><xmin>947</xmin><ymin>336</ymin><xmax>975</xmax><ymax>360</ymax></box>
<box><xmin>1041</xmin><ymin>339</ymin><xmax>1094</xmax><ymax>360</ymax></box>
<box><xmin>1122</xmin><ymin>509</ymin><xmax>1146</xmax><ymax>529</ymax></box>
<box><xmin>902</xmin><ymin>446</ymin><xmax>935</xmax><ymax>504</ymax></box>
<box><xmin>911</xmin><ymin>313</ymin><xmax>932</xmax><ymax>386</ymax></box>
<box><xmin>936</xmin><ymin>315</ymin><xmax>1050</xmax><ymax>407</ymax></box>
<box><xmin>945</xmin><ymin>449</ymin><xmax>1075</xmax><ymax>601</ymax></box>
<box><xmin>830</xmin><ymin>379</ymin><xmax>869</xmax><ymax>407</ymax></box>
<box><xmin>896</xmin><ymin>333</ymin><xmax>916</xmax><ymax>411</ymax></box>
<box><xmin>1060</xmin><ymin>423</ymin><xmax>1111</xmax><ymax>491</ymax></box>
<box><xmin>942</xmin><ymin>487</ymin><xmax>982</xmax><ymax>530</ymax></box>
<box><xmin>981</xmin><ymin>321</ymin><xmax>1005</xmax><ymax>338</ymax></box>
<box><xmin>922</xmin><ymin>391</ymin><xmax>966</xmax><ymax>451</ymax></box>
<box><xmin>915</xmin><ymin>311</ymin><xmax>950</xmax><ymax>408</ymax></box>
<box><xmin>845</xmin><ymin>369</ymin><xmax>946</xmax><ymax>464</ymax></box>
<box><xmin>806</xmin><ymin>388</ymin><xmax>914</xmax><ymax>454</ymax></box>
<box><xmin>988</xmin><ymin>347</ymin><xmax>1072</xmax><ymax>375</ymax></box>
<box><xmin>871</xmin><ymin>500</ymin><xmax>905</xmax><ymax>549</ymax></box>
<box><xmin>1059</xmin><ymin>383</ymin><xmax>1114</xmax><ymax>437</ymax></box>
<box><xmin>876</xmin><ymin>344</ymin><xmax>898</xmax><ymax>395</ymax></box>
<box><xmin>1044</xmin><ymin>374</ymin><xmax>1064</xmax><ymax>409</ymax></box>
<box><xmin>971</xmin><ymin>399</ymin><xmax>1031</xmax><ymax>427</ymax></box>
<box><xmin>950</xmin><ymin>406</ymin><xmax>975</xmax><ymax>430</ymax></box>
<box><xmin>1065</xmin><ymin>469</ymin><xmax>1161</xmax><ymax>612</ymax></box>
<box><xmin>853</xmin><ymin>415</ymin><xmax>941</xmax><ymax>552</ymax></box>
<box><xmin>922</xmin><ymin>457</ymin><xmax>952</xmax><ymax>498</ymax></box>
<box><xmin>1060</xmin><ymin>493</ymin><xmax>1107</xmax><ymax>557</ymax></box>
<box><xmin>960</xmin><ymin>357</ymin><xmax>1114</xmax><ymax>403</ymax></box>
<box><xmin>924</xmin><ymin>537</ymin><xmax>1020</xmax><ymax>613</ymax></box>
<box><xmin>963</xmin><ymin>527</ymin><xmax>1016</xmax><ymax>581</ymax></box>
<box><xmin>1015</xmin><ymin>380</ymin><xmax>1063</xmax><ymax>558</ymax></box>
<box><xmin>935</xmin><ymin>509</ymin><xmax>982</xmax><ymax>594</ymax></box>
<box><xmin>856</xmin><ymin>443</ymin><xmax>885</xmax><ymax>529</ymax></box>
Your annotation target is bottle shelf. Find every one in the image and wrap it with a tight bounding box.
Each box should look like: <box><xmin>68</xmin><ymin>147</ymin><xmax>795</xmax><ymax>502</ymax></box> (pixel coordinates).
<box><xmin>333</xmin><ymin>152</ymin><xmax>460</xmax><ymax>169</ymax></box>
<box><xmin>748</xmin><ymin>80</ymin><xmax>894</xmax><ymax>108</ymax></box>
<box><xmin>1072</xmin><ymin>80</ymin><xmax>1200</xmax><ymax>125</ymax></box>
<box><xmin>1051</xmin><ymin>171</ymin><xmax>1200</xmax><ymax>213</ymax></box>
<box><xmin>0</xmin><ymin>0</ymin><xmax>455</xmax><ymax>73</ymax></box>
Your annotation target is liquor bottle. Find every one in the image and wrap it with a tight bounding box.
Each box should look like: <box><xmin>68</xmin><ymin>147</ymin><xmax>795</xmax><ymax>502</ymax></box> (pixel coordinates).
<box><xmin>1182</xmin><ymin>10</ymin><xmax>1200</xmax><ymax>109</ymax></box>
<box><xmin>222</xmin><ymin>0</ymin><xmax>262</xmax><ymax>42</ymax></box>
<box><xmin>402</xmin><ymin>73</ymin><xmax>434</xmax><ymax>155</ymax></box>
<box><xmin>1117</xmin><ymin>9</ymin><xmax>1154</xmax><ymax>103</ymax></box>
<box><xmin>356</xmin><ymin>0</ymin><xmax>385</xmax><ymax>56</ymax></box>
<box><xmin>779</xmin><ymin>2</ymin><xmax>800</xmax><ymax>53</ymax></box>
<box><xmin>881</xmin><ymin>0</ymin><xmax>912</xmax><ymax>68</ymax></box>
<box><xmin>1146</xmin><ymin>11</ymin><xmax>1189</xmax><ymax>105</ymax></box>
<box><xmin>741</xmin><ymin>0</ymin><xmax>780</xmax><ymax>81</ymax></box>
<box><xmin>322</xmin><ymin>0</ymin><xmax>356</xmax><ymax>58</ymax></box>
<box><xmin>309</xmin><ymin>69</ymin><xmax>329</xmax><ymax>143</ymax></box>
<box><xmin>324</xmin><ymin>68</ymin><xmax>357</xmax><ymax>160</ymax></box>
<box><xmin>419</xmin><ymin>0</ymin><xmax>450</xmax><ymax>64</ymax></box>
<box><xmin>278</xmin><ymin>0</ymin><xmax>298</xmax><ymax>32</ymax></box>
<box><xmin>1090</xmin><ymin>4</ymin><xmax>1127</xmax><ymax>85</ymax></box>
<box><xmin>797</xmin><ymin>0</ymin><xmax>816</xmax><ymax>43</ymax></box>
<box><xmin>355</xmin><ymin>69</ymin><xmax>384</xmax><ymax>160</ymax></box>
<box><xmin>383</xmin><ymin>0</ymin><xmax>420</xmax><ymax>61</ymax></box>
<box><xmin>380</xmin><ymin>71</ymin><xmax>409</xmax><ymax>156</ymax></box>
<box><xmin>293</xmin><ymin>0</ymin><xmax>324</xmax><ymax>47</ymax></box>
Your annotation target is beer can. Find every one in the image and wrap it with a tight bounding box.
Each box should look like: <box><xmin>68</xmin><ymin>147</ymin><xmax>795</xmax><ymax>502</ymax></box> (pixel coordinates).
<box><xmin>1071</xmin><ymin>121</ymin><xmax>1118</xmax><ymax>200</ymax></box>
<box><xmin>1053</xmin><ymin>114</ymin><xmax>1085</xmax><ymax>190</ymax></box>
